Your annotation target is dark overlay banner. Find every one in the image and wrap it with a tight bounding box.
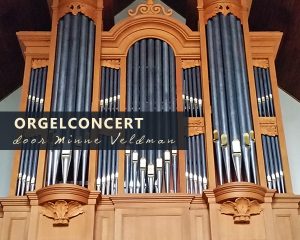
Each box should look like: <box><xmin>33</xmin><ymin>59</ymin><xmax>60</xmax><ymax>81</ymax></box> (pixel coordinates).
<box><xmin>0</xmin><ymin>112</ymin><xmax>188</xmax><ymax>150</ymax></box>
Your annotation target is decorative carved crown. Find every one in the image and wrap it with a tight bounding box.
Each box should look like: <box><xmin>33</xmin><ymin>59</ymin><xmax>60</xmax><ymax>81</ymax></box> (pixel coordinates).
<box><xmin>220</xmin><ymin>197</ymin><xmax>262</xmax><ymax>224</ymax></box>
<box><xmin>41</xmin><ymin>200</ymin><xmax>84</xmax><ymax>226</ymax></box>
<box><xmin>128</xmin><ymin>0</ymin><xmax>173</xmax><ymax>17</ymax></box>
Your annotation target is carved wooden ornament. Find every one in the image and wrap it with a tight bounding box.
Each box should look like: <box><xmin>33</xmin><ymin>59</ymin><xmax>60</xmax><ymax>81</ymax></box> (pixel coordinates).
<box><xmin>41</xmin><ymin>200</ymin><xmax>84</xmax><ymax>226</ymax></box>
<box><xmin>253</xmin><ymin>59</ymin><xmax>269</xmax><ymax>69</ymax></box>
<box><xmin>204</xmin><ymin>2</ymin><xmax>242</xmax><ymax>24</ymax></box>
<box><xmin>32</xmin><ymin>59</ymin><xmax>49</xmax><ymax>69</ymax></box>
<box><xmin>57</xmin><ymin>1</ymin><xmax>97</xmax><ymax>22</ymax></box>
<box><xmin>220</xmin><ymin>198</ymin><xmax>262</xmax><ymax>224</ymax></box>
<box><xmin>259</xmin><ymin>117</ymin><xmax>278</xmax><ymax>136</ymax></box>
<box><xmin>101</xmin><ymin>60</ymin><xmax>120</xmax><ymax>69</ymax></box>
<box><xmin>182</xmin><ymin>59</ymin><xmax>201</xmax><ymax>69</ymax></box>
<box><xmin>128</xmin><ymin>0</ymin><xmax>173</xmax><ymax>17</ymax></box>
<box><xmin>188</xmin><ymin>117</ymin><xmax>205</xmax><ymax>136</ymax></box>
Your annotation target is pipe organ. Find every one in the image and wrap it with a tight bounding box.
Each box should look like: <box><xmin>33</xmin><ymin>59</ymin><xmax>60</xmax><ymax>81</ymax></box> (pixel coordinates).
<box><xmin>1</xmin><ymin>0</ymin><xmax>299</xmax><ymax>240</ymax></box>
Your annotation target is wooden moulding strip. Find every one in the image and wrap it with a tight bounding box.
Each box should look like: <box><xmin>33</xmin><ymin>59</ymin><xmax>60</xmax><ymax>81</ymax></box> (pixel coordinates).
<box><xmin>0</xmin><ymin>197</ymin><xmax>30</xmax><ymax>208</ymax></box>
<box><xmin>97</xmin><ymin>194</ymin><xmax>208</xmax><ymax>208</ymax></box>
<box><xmin>109</xmin><ymin>193</ymin><xmax>202</xmax><ymax>205</ymax></box>
<box><xmin>176</xmin><ymin>57</ymin><xmax>186</xmax><ymax>193</ymax></box>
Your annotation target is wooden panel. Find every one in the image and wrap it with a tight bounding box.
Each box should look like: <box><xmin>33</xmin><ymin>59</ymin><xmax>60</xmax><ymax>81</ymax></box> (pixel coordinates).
<box><xmin>36</xmin><ymin>205</ymin><xmax>92</xmax><ymax>240</ymax></box>
<box><xmin>273</xmin><ymin>209</ymin><xmax>300</xmax><ymax>240</ymax></box>
<box><xmin>9</xmin><ymin>219</ymin><xmax>27</xmax><ymax>240</ymax></box>
<box><xmin>94</xmin><ymin>210</ymin><xmax>115</xmax><ymax>240</ymax></box>
<box><xmin>0</xmin><ymin>218</ymin><xmax>2</xmax><ymax>238</ymax></box>
<box><xmin>275</xmin><ymin>215</ymin><xmax>293</xmax><ymax>240</ymax></box>
<box><xmin>0</xmin><ymin>212</ymin><xmax>29</xmax><ymax>240</ymax></box>
<box><xmin>115</xmin><ymin>208</ymin><xmax>189</xmax><ymax>240</ymax></box>
<box><xmin>189</xmin><ymin>210</ymin><xmax>210</xmax><ymax>240</ymax></box>
<box><xmin>218</xmin><ymin>212</ymin><xmax>267</xmax><ymax>240</ymax></box>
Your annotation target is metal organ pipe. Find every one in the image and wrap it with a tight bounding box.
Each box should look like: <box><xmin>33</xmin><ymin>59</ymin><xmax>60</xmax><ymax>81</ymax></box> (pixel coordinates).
<box><xmin>213</xmin><ymin>16</ymin><xmax>232</xmax><ymax>183</ymax></box>
<box><xmin>155</xmin><ymin>39</ymin><xmax>163</xmax><ymax>194</ymax></box>
<box><xmin>97</xmin><ymin>65</ymin><xmax>120</xmax><ymax>195</ymax></box>
<box><xmin>46</xmin><ymin>13</ymin><xmax>95</xmax><ymax>187</ymax></box>
<box><xmin>183</xmin><ymin>65</ymin><xmax>207</xmax><ymax>194</ymax></box>
<box><xmin>206</xmin><ymin>13</ymin><xmax>258</xmax><ymax>185</ymax></box>
<box><xmin>124</xmin><ymin>38</ymin><xmax>180</xmax><ymax>194</ymax></box>
<box><xmin>16</xmin><ymin>66</ymin><xmax>48</xmax><ymax>196</ymax></box>
<box><xmin>81</xmin><ymin>19</ymin><xmax>95</xmax><ymax>187</ymax></box>
<box><xmin>253</xmin><ymin>66</ymin><xmax>286</xmax><ymax>193</ymax></box>
<box><xmin>206</xmin><ymin>20</ymin><xmax>224</xmax><ymax>185</ymax></box>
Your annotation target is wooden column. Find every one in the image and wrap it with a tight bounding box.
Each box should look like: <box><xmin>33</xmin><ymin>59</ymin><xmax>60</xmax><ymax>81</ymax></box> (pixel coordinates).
<box><xmin>89</xmin><ymin>0</ymin><xmax>104</xmax><ymax>191</ymax></box>
<box><xmin>117</xmin><ymin>56</ymin><xmax>127</xmax><ymax>194</ymax></box>
<box><xmin>175</xmin><ymin>57</ymin><xmax>186</xmax><ymax>193</ymax></box>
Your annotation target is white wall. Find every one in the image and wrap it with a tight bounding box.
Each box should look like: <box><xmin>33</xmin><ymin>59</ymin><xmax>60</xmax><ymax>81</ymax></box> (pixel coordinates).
<box><xmin>0</xmin><ymin>87</ymin><xmax>299</xmax><ymax>196</ymax></box>
<box><xmin>0</xmin><ymin>88</ymin><xmax>21</xmax><ymax>197</ymax></box>
<box><xmin>279</xmin><ymin>89</ymin><xmax>300</xmax><ymax>194</ymax></box>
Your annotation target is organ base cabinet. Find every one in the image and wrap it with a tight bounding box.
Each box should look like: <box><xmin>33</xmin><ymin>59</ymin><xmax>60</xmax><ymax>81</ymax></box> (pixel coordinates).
<box><xmin>1</xmin><ymin>0</ymin><xmax>300</xmax><ymax>239</ymax></box>
<box><xmin>1</xmin><ymin>184</ymin><xmax>300</xmax><ymax>240</ymax></box>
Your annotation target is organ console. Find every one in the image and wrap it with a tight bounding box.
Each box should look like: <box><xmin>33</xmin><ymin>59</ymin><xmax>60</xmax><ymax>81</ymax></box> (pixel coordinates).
<box><xmin>0</xmin><ymin>0</ymin><xmax>299</xmax><ymax>240</ymax></box>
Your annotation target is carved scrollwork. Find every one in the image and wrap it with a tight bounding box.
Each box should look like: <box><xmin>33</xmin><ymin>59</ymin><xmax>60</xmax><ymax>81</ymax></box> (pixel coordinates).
<box><xmin>101</xmin><ymin>60</ymin><xmax>120</xmax><ymax>69</ymax></box>
<box><xmin>32</xmin><ymin>59</ymin><xmax>49</xmax><ymax>69</ymax></box>
<box><xmin>259</xmin><ymin>117</ymin><xmax>278</xmax><ymax>136</ymax></box>
<box><xmin>57</xmin><ymin>1</ymin><xmax>97</xmax><ymax>22</ymax></box>
<box><xmin>253</xmin><ymin>59</ymin><xmax>269</xmax><ymax>69</ymax></box>
<box><xmin>220</xmin><ymin>197</ymin><xmax>262</xmax><ymax>224</ymax></box>
<box><xmin>41</xmin><ymin>200</ymin><xmax>84</xmax><ymax>226</ymax></box>
<box><xmin>204</xmin><ymin>1</ymin><xmax>243</xmax><ymax>24</ymax></box>
<box><xmin>128</xmin><ymin>0</ymin><xmax>173</xmax><ymax>17</ymax></box>
<box><xmin>189</xmin><ymin>117</ymin><xmax>205</xmax><ymax>136</ymax></box>
<box><xmin>182</xmin><ymin>60</ymin><xmax>201</xmax><ymax>69</ymax></box>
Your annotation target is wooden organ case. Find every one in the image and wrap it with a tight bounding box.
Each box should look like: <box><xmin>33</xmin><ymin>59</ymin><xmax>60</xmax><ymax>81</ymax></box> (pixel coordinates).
<box><xmin>1</xmin><ymin>0</ymin><xmax>300</xmax><ymax>240</ymax></box>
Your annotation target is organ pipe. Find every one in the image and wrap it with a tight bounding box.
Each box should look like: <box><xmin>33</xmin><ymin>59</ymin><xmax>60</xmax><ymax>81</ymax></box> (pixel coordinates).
<box><xmin>206</xmin><ymin>13</ymin><xmax>258</xmax><ymax>185</ymax></box>
<box><xmin>97</xmin><ymin>66</ymin><xmax>120</xmax><ymax>195</ymax></box>
<box><xmin>183</xmin><ymin>66</ymin><xmax>207</xmax><ymax>194</ymax></box>
<box><xmin>46</xmin><ymin>13</ymin><xmax>95</xmax><ymax>187</ymax></box>
<box><xmin>254</xmin><ymin>66</ymin><xmax>286</xmax><ymax>193</ymax></box>
<box><xmin>16</xmin><ymin>66</ymin><xmax>48</xmax><ymax>196</ymax></box>
<box><xmin>124</xmin><ymin>38</ymin><xmax>179</xmax><ymax>194</ymax></box>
